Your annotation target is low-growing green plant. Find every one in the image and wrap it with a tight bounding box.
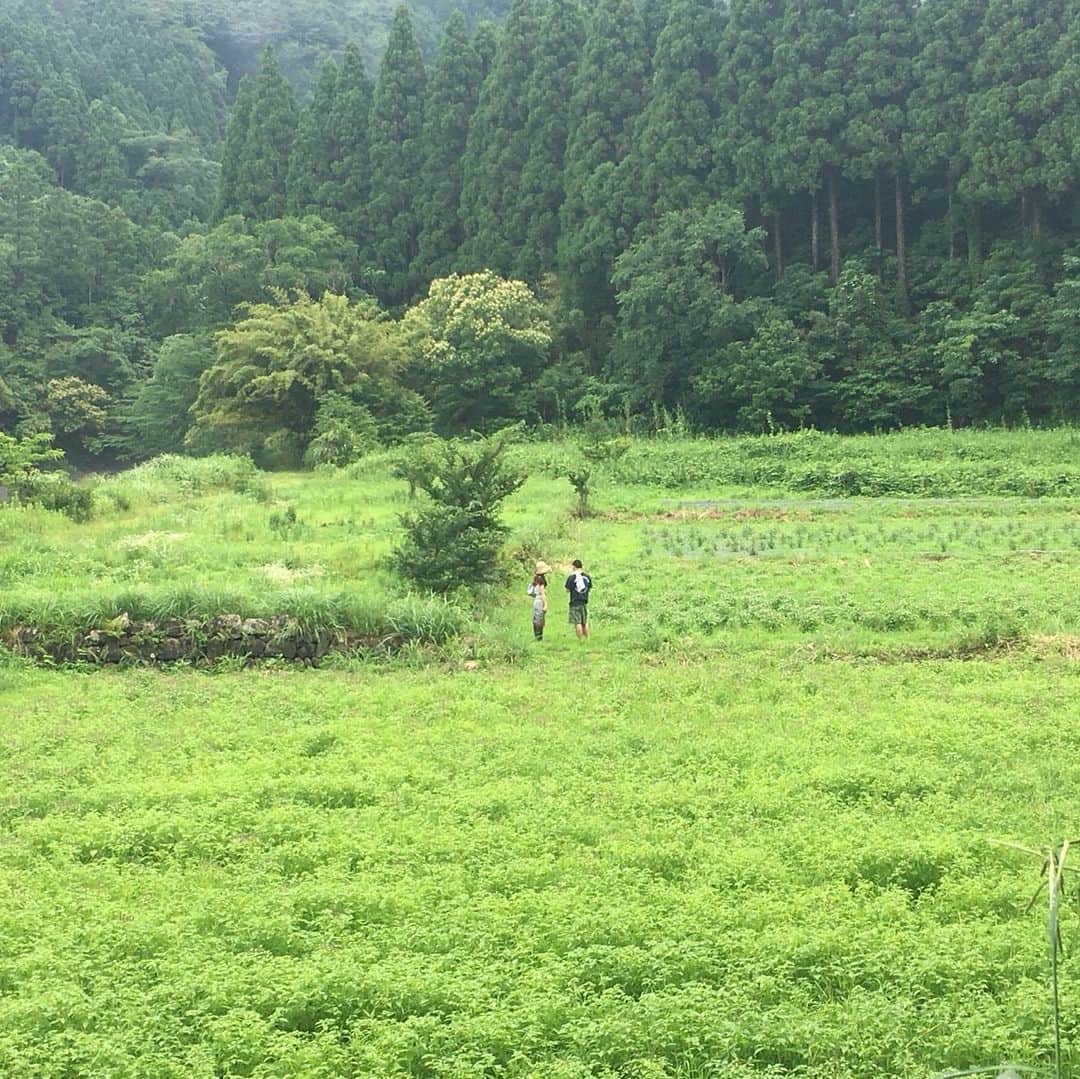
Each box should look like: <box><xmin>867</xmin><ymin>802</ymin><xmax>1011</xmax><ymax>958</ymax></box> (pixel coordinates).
<box><xmin>12</xmin><ymin>472</ymin><xmax>93</xmax><ymax>522</ymax></box>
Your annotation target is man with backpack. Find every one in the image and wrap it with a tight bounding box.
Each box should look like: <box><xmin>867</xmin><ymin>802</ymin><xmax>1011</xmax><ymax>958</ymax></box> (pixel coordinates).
<box><xmin>565</xmin><ymin>559</ymin><xmax>592</xmax><ymax>639</ymax></box>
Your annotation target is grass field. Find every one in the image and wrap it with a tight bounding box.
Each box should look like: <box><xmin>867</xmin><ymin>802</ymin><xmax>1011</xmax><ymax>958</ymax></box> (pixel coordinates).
<box><xmin>2</xmin><ymin>430</ymin><xmax>1080</xmax><ymax>1077</ymax></box>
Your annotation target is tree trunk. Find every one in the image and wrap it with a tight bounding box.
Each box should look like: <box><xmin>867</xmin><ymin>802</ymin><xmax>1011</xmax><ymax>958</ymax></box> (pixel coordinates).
<box><xmin>827</xmin><ymin>168</ymin><xmax>840</xmax><ymax>284</ymax></box>
<box><xmin>946</xmin><ymin>175</ymin><xmax>955</xmax><ymax>261</ymax></box>
<box><xmin>772</xmin><ymin>207</ymin><xmax>783</xmax><ymax>281</ymax></box>
<box><xmin>967</xmin><ymin>203</ymin><xmax>981</xmax><ymax>271</ymax></box>
<box><xmin>894</xmin><ymin>165</ymin><xmax>908</xmax><ymax>314</ymax></box>
<box><xmin>874</xmin><ymin>172</ymin><xmax>883</xmax><ymax>253</ymax></box>
<box><xmin>811</xmin><ymin>188</ymin><xmax>820</xmax><ymax>270</ymax></box>
<box><xmin>1033</xmin><ymin>192</ymin><xmax>1042</xmax><ymax>238</ymax></box>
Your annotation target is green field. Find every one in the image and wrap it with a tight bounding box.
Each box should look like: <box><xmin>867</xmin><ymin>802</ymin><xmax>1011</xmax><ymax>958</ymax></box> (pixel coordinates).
<box><xmin>2</xmin><ymin>430</ymin><xmax>1080</xmax><ymax>1077</ymax></box>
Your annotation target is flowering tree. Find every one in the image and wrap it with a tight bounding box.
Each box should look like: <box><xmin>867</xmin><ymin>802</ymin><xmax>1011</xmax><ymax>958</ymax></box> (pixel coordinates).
<box><xmin>404</xmin><ymin>271</ymin><xmax>552</xmax><ymax>433</ymax></box>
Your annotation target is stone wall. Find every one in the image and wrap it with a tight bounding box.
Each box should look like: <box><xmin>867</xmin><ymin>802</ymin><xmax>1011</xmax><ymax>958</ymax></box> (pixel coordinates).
<box><xmin>3</xmin><ymin>613</ymin><xmax>362</xmax><ymax>666</ymax></box>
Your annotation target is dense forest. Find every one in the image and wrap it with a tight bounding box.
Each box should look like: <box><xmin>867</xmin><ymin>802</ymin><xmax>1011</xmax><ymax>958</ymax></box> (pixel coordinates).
<box><xmin>1</xmin><ymin>0</ymin><xmax>1078</xmax><ymax>470</ymax></box>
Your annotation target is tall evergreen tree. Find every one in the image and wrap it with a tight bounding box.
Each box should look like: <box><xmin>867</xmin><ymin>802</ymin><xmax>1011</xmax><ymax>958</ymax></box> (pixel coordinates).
<box><xmin>632</xmin><ymin>0</ymin><xmax>724</xmax><ymax>219</ymax></box>
<box><xmin>767</xmin><ymin>0</ymin><xmax>847</xmax><ymax>274</ymax></box>
<box><xmin>413</xmin><ymin>13</ymin><xmax>482</xmax><ymax>284</ymax></box>
<box><xmin>238</xmin><ymin>48</ymin><xmax>297</xmax><ymax>222</ymax></box>
<box><xmin>557</xmin><ymin>0</ymin><xmax>649</xmax><ymax>323</ymax></box>
<box><xmin>717</xmin><ymin>0</ymin><xmax>783</xmax><ymax>278</ymax></box>
<box><xmin>512</xmin><ymin>0</ymin><xmax>585</xmax><ymax>282</ymax></box>
<box><xmin>963</xmin><ymin>0</ymin><xmax>1067</xmax><ymax>238</ymax></box>
<box><xmin>328</xmin><ymin>44</ymin><xmax>376</xmax><ymax>260</ymax></box>
<box><xmin>286</xmin><ymin>59</ymin><xmax>339</xmax><ymax>218</ymax></box>
<box><xmin>458</xmin><ymin>0</ymin><xmax>545</xmax><ymax>275</ymax></box>
<box><xmin>214</xmin><ymin>74</ymin><xmax>255</xmax><ymax>221</ymax></box>
<box><xmin>472</xmin><ymin>21</ymin><xmax>500</xmax><ymax>81</ymax></box>
<box><xmin>904</xmin><ymin>0</ymin><xmax>983</xmax><ymax>261</ymax></box>
<box><xmin>1033</xmin><ymin>0</ymin><xmax>1079</xmax><ymax>220</ymax></box>
<box><xmin>841</xmin><ymin>0</ymin><xmax>917</xmax><ymax>307</ymax></box>
<box><xmin>367</xmin><ymin>6</ymin><xmax>427</xmax><ymax>304</ymax></box>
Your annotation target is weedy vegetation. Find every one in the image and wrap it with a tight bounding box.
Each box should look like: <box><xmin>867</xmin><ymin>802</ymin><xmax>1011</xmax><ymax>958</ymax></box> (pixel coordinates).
<box><xmin>1</xmin><ymin>429</ymin><xmax>1080</xmax><ymax>1077</ymax></box>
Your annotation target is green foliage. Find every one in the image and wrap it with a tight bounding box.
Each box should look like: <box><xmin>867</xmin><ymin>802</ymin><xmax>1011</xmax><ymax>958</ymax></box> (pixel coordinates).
<box><xmin>43</xmin><ymin>376</ymin><xmax>111</xmax><ymax>455</ymax></box>
<box><xmin>662</xmin><ymin>307</ymin><xmax>812</xmax><ymax>434</ymax></box>
<box><xmin>404</xmin><ymin>271</ymin><xmax>552</xmax><ymax>433</ymax></box>
<box><xmin>565</xmin><ymin>421</ymin><xmax>630</xmax><ymax>515</ymax></box>
<box><xmin>325</xmin><ymin>44</ymin><xmax>376</xmax><ymax>260</ymax></box>
<box><xmin>0</xmin><ymin>431</ymin><xmax>63</xmax><ymax>486</ymax></box>
<box><xmin>189</xmin><ymin>291</ymin><xmax>426</xmax><ymax>466</ymax></box>
<box><xmin>612</xmin><ymin>204</ymin><xmax>768</xmax><ymax>411</ymax></box>
<box><xmin>284</xmin><ymin>59</ymin><xmax>341</xmax><ymax>218</ymax></box>
<box><xmin>121</xmin><ymin>334</ymin><xmax>216</xmax><ymax>459</ymax></box>
<box><xmin>303</xmin><ymin>392</ymin><xmax>380</xmax><ymax>469</ymax></box>
<box><xmin>366</xmin><ymin>6</ymin><xmax>427</xmax><ymax>305</ymax></box>
<box><xmin>513</xmin><ymin>0</ymin><xmax>584</xmax><ymax>283</ymax></box>
<box><xmin>630</xmin><ymin>0</ymin><xmax>725</xmax><ymax>217</ymax></box>
<box><xmin>4</xmin><ymin>0</ymin><xmax>1080</xmax><ymax>463</ymax></box>
<box><xmin>141</xmin><ymin>214</ymin><xmax>352</xmax><ymax>338</ymax></box>
<box><xmin>12</xmin><ymin>471</ymin><xmax>94</xmax><ymax>522</ymax></box>
<box><xmin>227</xmin><ymin>48</ymin><xmax>297</xmax><ymax>221</ymax></box>
<box><xmin>392</xmin><ymin>433</ymin><xmax>525</xmax><ymax>591</ymax></box>
<box><xmin>458</xmin><ymin>0</ymin><xmax>544</xmax><ymax>276</ymax></box>
<box><xmin>558</xmin><ymin>0</ymin><xmax>649</xmax><ymax>321</ymax></box>
<box><xmin>413</xmin><ymin>13</ymin><xmax>482</xmax><ymax>283</ymax></box>
<box><xmin>96</xmin><ymin>453</ymin><xmax>271</xmax><ymax>504</ymax></box>
<box><xmin>3</xmin><ymin>432</ymin><xmax>1080</xmax><ymax>1072</ymax></box>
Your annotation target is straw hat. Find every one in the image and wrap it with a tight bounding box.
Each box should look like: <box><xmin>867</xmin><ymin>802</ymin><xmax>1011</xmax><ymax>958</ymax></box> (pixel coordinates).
<box><xmin>534</xmin><ymin>560</ymin><xmax>552</xmax><ymax>575</ymax></box>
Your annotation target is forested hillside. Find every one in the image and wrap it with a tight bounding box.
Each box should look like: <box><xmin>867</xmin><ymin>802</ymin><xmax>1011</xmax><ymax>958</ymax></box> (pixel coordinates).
<box><xmin>1</xmin><ymin>0</ymin><xmax>1079</xmax><ymax>472</ymax></box>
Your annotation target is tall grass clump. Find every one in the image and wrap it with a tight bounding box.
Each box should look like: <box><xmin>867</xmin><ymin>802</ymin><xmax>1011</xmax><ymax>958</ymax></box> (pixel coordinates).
<box><xmin>94</xmin><ymin>454</ymin><xmax>272</xmax><ymax>510</ymax></box>
<box><xmin>0</xmin><ymin>585</ymin><xmax>464</xmax><ymax>648</ymax></box>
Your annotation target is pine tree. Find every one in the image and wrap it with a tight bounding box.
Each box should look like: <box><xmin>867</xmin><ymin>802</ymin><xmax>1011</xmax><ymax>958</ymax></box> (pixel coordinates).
<box><xmin>512</xmin><ymin>0</ymin><xmax>585</xmax><ymax>282</ymax></box>
<box><xmin>239</xmin><ymin>48</ymin><xmax>297</xmax><ymax>222</ymax></box>
<box><xmin>367</xmin><ymin>6</ymin><xmax>427</xmax><ymax>304</ymax></box>
<box><xmin>413</xmin><ymin>13</ymin><xmax>482</xmax><ymax>284</ymax></box>
<box><xmin>1037</xmin><ymin>0</ymin><xmax>1080</xmax><ymax>216</ymax></box>
<box><xmin>214</xmin><ymin>73</ymin><xmax>255</xmax><ymax>220</ymax></box>
<box><xmin>716</xmin><ymin>0</ymin><xmax>783</xmax><ymax>278</ymax></box>
<box><xmin>458</xmin><ymin>0</ymin><xmax>545</xmax><ymax>275</ymax></box>
<box><xmin>472</xmin><ymin>21</ymin><xmax>499</xmax><ymax>81</ymax></box>
<box><xmin>557</xmin><ymin>0</ymin><xmax>649</xmax><ymax>323</ymax></box>
<box><xmin>841</xmin><ymin>0</ymin><xmax>917</xmax><ymax>307</ymax></box>
<box><xmin>767</xmin><ymin>0</ymin><xmax>848</xmax><ymax>275</ymax></box>
<box><xmin>904</xmin><ymin>0</ymin><xmax>983</xmax><ymax>261</ymax></box>
<box><xmin>963</xmin><ymin>0</ymin><xmax>1067</xmax><ymax>239</ymax></box>
<box><xmin>328</xmin><ymin>44</ymin><xmax>375</xmax><ymax>259</ymax></box>
<box><xmin>632</xmin><ymin>0</ymin><xmax>723</xmax><ymax>220</ymax></box>
<box><xmin>286</xmin><ymin>59</ymin><xmax>339</xmax><ymax>217</ymax></box>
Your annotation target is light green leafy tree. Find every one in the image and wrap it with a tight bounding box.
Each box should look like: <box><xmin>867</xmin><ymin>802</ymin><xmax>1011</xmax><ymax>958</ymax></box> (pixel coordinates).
<box><xmin>189</xmin><ymin>292</ymin><xmax>427</xmax><ymax>466</ymax></box>
<box><xmin>403</xmin><ymin>271</ymin><xmax>552</xmax><ymax>433</ymax></box>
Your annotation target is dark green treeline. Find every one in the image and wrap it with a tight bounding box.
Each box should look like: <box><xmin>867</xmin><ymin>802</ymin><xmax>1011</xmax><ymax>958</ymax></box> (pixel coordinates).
<box><xmin>2</xmin><ymin>0</ymin><xmax>1080</xmax><ymax>460</ymax></box>
<box><xmin>211</xmin><ymin>0</ymin><xmax>1080</xmax><ymax>430</ymax></box>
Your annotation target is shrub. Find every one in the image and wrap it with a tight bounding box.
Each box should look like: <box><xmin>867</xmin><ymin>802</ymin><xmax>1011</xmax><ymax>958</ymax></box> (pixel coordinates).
<box><xmin>14</xmin><ymin>473</ymin><xmax>94</xmax><ymax>522</ymax></box>
<box><xmin>392</xmin><ymin>435</ymin><xmax>525</xmax><ymax>592</ymax></box>
<box><xmin>95</xmin><ymin>455</ymin><xmax>272</xmax><ymax>506</ymax></box>
<box><xmin>303</xmin><ymin>393</ymin><xmax>380</xmax><ymax>469</ymax></box>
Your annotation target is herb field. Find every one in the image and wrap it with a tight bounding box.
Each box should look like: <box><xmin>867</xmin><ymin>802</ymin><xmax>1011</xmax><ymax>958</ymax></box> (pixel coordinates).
<box><xmin>2</xmin><ymin>430</ymin><xmax>1080</xmax><ymax>1077</ymax></box>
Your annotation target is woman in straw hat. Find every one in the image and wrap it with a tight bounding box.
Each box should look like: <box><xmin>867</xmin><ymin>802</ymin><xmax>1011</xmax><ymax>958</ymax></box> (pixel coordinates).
<box><xmin>528</xmin><ymin>560</ymin><xmax>551</xmax><ymax>640</ymax></box>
